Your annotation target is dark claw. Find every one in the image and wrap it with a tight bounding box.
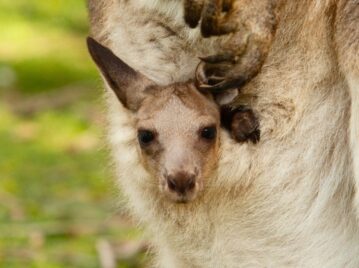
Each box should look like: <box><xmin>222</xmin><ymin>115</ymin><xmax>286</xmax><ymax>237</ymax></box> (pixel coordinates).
<box><xmin>199</xmin><ymin>76</ymin><xmax>247</xmax><ymax>93</ymax></box>
<box><xmin>222</xmin><ymin>0</ymin><xmax>233</xmax><ymax>12</ymax></box>
<box><xmin>196</xmin><ymin>60</ymin><xmax>232</xmax><ymax>89</ymax></box>
<box><xmin>215</xmin><ymin>20</ymin><xmax>238</xmax><ymax>35</ymax></box>
<box><xmin>201</xmin><ymin>16</ymin><xmax>237</xmax><ymax>37</ymax></box>
<box><xmin>248</xmin><ymin>129</ymin><xmax>261</xmax><ymax>144</ymax></box>
<box><xmin>184</xmin><ymin>0</ymin><xmax>236</xmax><ymax>35</ymax></box>
<box><xmin>207</xmin><ymin>75</ymin><xmax>226</xmax><ymax>85</ymax></box>
<box><xmin>184</xmin><ymin>0</ymin><xmax>204</xmax><ymax>28</ymax></box>
<box><xmin>204</xmin><ymin>63</ymin><xmax>233</xmax><ymax>78</ymax></box>
<box><xmin>200</xmin><ymin>0</ymin><xmax>238</xmax><ymax>37</ymax></box>
<box><xmin>200</xmin><ymin>53</ymin><xmax>235</xmax><ymax>64</ymax></box>
<box><xmin>201</xmin><ymin>0</ymin><xmax>221</xmax><ymax>37</ymax></box>
<box><xmin>196</xmin><ymin>56</ymin><xmax>240</xmax><ymax>91</ymax></box>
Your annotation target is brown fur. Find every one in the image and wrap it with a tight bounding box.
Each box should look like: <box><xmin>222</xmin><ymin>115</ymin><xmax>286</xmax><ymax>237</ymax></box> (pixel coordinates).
<box><xmin>88</xmin><ymin>1</ymin><xmax>359</xmax><ymax>267</ymax></box>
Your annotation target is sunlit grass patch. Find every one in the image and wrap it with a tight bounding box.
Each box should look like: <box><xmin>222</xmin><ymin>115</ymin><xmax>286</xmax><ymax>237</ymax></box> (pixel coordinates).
<box><xmin>0</xmin><ymin>0</ymin><xmax>97</xmax><ymax>94</ymax></box>
<box><xmin>0</xmin><ymin>102</ymin><xmax>148</xmax><ymax>267</ymax></box>
<box><xmin>0</xmin><ymin>104</ymin><xmax>108</xmax><ymax>220</ymax></box>
<box><xmin>0</xmin><ymin>0</ymin><xmax>149</xmax><ymax>267</ymax></box>
<box><xmin>0</xmin><ymin>0</ymin><xmax>88</xmax><ymax>35</ymax></box>
<box><xmin>0</xmin><ymin>0</ymin><xmax>89</xmax><ymax>59</ymax></box>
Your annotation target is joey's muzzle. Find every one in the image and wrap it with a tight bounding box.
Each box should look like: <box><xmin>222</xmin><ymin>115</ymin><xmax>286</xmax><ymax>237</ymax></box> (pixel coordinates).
<box><xmin>166</xmin><ymin>171</ymin><xmax>196</xmax><ymax>195</ymax></box>
<box><xmin>162</xmin><ymin>169</ymin><xmax>201</xmax><ymax>203</ymax></box>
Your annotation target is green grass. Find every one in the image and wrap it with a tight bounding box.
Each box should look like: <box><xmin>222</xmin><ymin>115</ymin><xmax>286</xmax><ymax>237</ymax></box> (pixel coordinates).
<box><xmin>4</xmin><ymin>55</ymin><xmax>98</xmax><ymax>94</ymax></box>
<box><xmin>0</xmin><ymin>0</ymin><xmax>97</xmax><ymax>94</ymax></box>
<box><xmin>0</xmin><ymin>105</ymin><xmax>107</xmax><ymax>221</ymax></box>
<box><xmin>0</xmin><ymin>1</ymin><xmax>147</xmax><ymax>267</ymax></box>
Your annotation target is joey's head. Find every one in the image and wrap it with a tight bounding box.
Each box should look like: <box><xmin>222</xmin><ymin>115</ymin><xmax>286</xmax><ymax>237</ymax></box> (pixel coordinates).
<box><xmin>135</xmin><ymin>82</ymin><xmax>221</xmax><ymax>202</ymax></box>
<box><xmin>87</xmin><ymin>37</ymin><xmax>237</xmax><ymax>203</ymax></box>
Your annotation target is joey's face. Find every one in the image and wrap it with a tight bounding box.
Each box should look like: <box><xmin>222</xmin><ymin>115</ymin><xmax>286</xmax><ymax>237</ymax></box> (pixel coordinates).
<box><xmin>87</xmin><ymin>37</ymin><xmax>223</xmax><ymax>203</ymax></box>
<box><xmin>136</xmin><ymin>83</ymin><xmax>220</xmax><ymax>203</ymax></box>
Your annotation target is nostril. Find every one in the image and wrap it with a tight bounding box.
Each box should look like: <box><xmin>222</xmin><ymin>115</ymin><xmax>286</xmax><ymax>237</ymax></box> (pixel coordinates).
<box><xmin>186</xmin><ymin>176</ymin><xmax>196</xmax><ymax>191</ymax></box>
<box><xmin>167</xmin><ymin>178</ymin><xmax>177</xmax><ymax>191</ymax></box>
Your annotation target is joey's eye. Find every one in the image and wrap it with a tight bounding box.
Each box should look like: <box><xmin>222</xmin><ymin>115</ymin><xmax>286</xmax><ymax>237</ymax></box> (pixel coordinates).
<box><xmin>138</xmin><ymin>129</ymin><xmax>155</xmax><ymax>146</ymax></box>
<box><xmin>200</xmin><ymin>126</ymin><xmax>217</xmax><ymax>140</ymax></box>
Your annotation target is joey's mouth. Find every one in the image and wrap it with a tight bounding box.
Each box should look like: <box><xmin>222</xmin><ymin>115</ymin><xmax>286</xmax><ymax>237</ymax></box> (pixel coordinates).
<box><xmin>165</xmin><ymin>191</ymin><xmax>199</xmax><ymax>203</ymax></box>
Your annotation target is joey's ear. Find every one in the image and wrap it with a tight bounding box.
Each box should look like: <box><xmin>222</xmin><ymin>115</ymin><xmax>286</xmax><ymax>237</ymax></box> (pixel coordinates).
<box><xmin>213</xmin><ymin>89</ymin><xmax>239</xmax><ymax>106</ymax></box>
<box><xmin>87</xmin><ymin>37</ymin><xmax>154</xmax><ymax>111</ymax></box>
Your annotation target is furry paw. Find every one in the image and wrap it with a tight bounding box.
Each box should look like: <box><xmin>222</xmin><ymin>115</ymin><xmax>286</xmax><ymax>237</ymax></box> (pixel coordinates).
<box><xmin>186</xmin><ymin>0</ymin><xmax>280</xmax><ymax>92</ymax></box>
<box><xmin>221</xmin><ymin>106</ymin><xmax>260</xmax><ymax>144</ymax></box>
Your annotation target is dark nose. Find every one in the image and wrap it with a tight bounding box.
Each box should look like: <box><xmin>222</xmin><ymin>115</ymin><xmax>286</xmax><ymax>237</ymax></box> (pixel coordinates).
<box><xmin>166</xmin><ymin>172</ymin><xmax>196</xmax><ymax>195</ymax></box>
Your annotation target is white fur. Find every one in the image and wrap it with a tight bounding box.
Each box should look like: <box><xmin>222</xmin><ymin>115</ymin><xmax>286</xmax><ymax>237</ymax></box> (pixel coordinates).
<box><xmin>91</xmin><ymin>1</ymin><xmax>359</xmax><ymax>267</ymax></box>
<box><xmin>349</xmin><ymin>77</ymin><xmax>359</xmax><ymax>217</ymax></box>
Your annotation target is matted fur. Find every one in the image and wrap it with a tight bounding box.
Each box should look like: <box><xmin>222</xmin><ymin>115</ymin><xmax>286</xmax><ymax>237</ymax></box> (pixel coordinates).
<box><xmin>88</xmin><ymin>0</ymin><xmax>359</xmax><ymax>267</ymax></box>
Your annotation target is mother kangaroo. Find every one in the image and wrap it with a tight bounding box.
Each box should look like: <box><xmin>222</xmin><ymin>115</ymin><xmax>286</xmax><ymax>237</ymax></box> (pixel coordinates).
<box><xmin>88</xmin><ymin>0</ymin><xmax>359</xmax><ymax>267</ymax></box>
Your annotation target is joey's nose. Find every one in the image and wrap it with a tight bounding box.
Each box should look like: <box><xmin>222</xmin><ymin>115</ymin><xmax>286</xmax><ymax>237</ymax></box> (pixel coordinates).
<box><xmin>166</xmin><ymin>172</ymin><xmax>196</xmax><ymax>195</ymax></box>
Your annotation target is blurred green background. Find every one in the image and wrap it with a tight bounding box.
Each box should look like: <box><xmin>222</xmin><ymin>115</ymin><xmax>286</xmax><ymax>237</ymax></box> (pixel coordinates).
<box><xmin>0</xmin><ymin>0</ymin><xmax>147</xmax><ymax>267</ymax></box>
